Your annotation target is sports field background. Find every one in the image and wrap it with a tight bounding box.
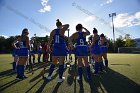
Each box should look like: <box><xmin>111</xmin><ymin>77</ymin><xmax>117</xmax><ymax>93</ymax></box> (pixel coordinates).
<box><xmin>0</xmin><ymin>54</ymin><xmax>140</xmax><ymax>93</ymax></box>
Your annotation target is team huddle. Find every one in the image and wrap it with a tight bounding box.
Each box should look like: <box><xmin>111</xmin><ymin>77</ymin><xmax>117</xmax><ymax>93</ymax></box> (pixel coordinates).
<box><xmin>11</xmin><ymin>19</ymin><xmax>109</xmax><ymax>83</ymax></box>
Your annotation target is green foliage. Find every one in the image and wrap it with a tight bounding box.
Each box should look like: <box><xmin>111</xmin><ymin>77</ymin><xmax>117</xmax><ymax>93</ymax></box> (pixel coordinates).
<box><xmin>124</xmin><ymin>34</ymin><xmax>136</xmax><ymax>47</ymax></box>
<box><xmin>125</xmin><ymin>39</ymin><xmax>136</xmax><ymax>47</ymax></box>
<box><xmin>116</xmin><ymin>36</ymin><xmax>125</xmax><ymax>48</ymax></box>
<box><xmin>0</xmin><ymin>36</ymin><xmax>15</xmax><ymax>53</ymax></box>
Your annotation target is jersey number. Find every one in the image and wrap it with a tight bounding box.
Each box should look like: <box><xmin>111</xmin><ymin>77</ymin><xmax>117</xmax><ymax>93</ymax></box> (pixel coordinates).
<box><xmin>80</xmin><ymin>39</ymin><xmax>84</xmax><ymax>45</ymax></box>
<box><xmin>55</xmin><ymin>35</ymin><xmax>59</xmax><ymax>43</ymax></box>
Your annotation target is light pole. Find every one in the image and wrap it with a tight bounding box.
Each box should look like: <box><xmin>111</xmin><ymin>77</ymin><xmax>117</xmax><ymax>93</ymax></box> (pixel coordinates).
<box><xmin>109</xmin><ymin>13</ymin><xmax>116</xmax><ymax>52</ymax></box>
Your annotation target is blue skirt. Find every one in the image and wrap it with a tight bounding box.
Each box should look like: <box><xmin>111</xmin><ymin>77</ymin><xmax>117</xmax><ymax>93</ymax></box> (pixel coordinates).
<box><xmin>75</xmin><ymin>45</ymin><xmax>88</xmax><ymax>56</ymax></box>
<box><xmin>101</xmin><ymin>46</ymin><xmax>108</xmax><ymax>54</ymax></box>
<box><xmin>18</xmin><ymin>48</ymin><xmax>29</xmax><ymax>57</ymax></box>
<box><xmin>52</xmin><ymin>44</ymin><xmax>67</xmax><ymax>56</ymax></box>
<box><xmin>92</xmin><ymin>45</ymin><xmax>101</xmax><ymax>55</ymax></box>
<box><xmin>12</xmin><ymin>49</ymin><xmax>19</xmax><ymax>57</ymax></box>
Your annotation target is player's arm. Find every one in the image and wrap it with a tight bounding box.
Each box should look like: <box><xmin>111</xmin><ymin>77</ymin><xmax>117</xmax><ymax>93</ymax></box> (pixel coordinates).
<box><xmin>91</xmin><ymin>35</ymin><xmax>97</xmax><ymax>47</ymax></box>
<box><xmin>12</xmin><ymin>40</ymin><xmax>18</xmax><ymax>49</ymax></box>
<box><xmin>61</xmin><ymin>24</ymin><xmax>69</xmax><ymax>35</ymax></box>
<box><xmin>48</xmin><ymin>30</ymin><xmax>54</xmax><ymax>46</ymax></box>
<box><xmin>26</xmin><ymin>36</ymin><xmax>30</xmax><ymax>50</ymax></box>
<box><xmin>83</xmin><ymin>27</ymin><xmax>90</xmax><ymax>36</ymax></box>
<box><xmin>69</xmin><ymin>32</ymin><xmax>77</xmax><ymax>49</ymax></box>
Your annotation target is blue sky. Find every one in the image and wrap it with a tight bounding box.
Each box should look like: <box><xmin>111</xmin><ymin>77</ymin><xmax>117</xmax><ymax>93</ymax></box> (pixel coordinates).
<box><xmin>0</xmin><ymin>0</ymin><xmax>140</xmax><ymax>39</ymax></box>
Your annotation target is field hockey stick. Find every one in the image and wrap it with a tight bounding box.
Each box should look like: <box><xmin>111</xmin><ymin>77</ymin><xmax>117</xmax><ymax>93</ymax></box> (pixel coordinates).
<box><xmin>29</xmin><ymin>51</ymin><xmax>34</xmax><ymax>74</ymax></box>
<box><xmin>66</xmin><ymin>29</ymin><xmax>71</xmax><ymax>67</ymax></box>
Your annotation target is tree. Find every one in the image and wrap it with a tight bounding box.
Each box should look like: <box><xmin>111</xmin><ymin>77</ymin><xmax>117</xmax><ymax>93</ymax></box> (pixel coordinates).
<box><xmin>125</xmin><ymin>39</ymin><xmax>136</xmax><ymax>47</ymax></box>
<box><xmin>124</xmin><ymin>34</ymin><xmax>136</xmax><ymax>47</ymax></box>
<box><xmin>108</xmin><ymin>38</ymin><xmax>114</xmax><ymax>52</ymax></box>
<box><xmin>116</xmin><ymin>35</ymin><xmax>125</xmax><ymax>48</ymax></box>
<box><xmin>0</xmin><ymin>36</ymin><xmax>6</xmax><ymax>53</ymax></box>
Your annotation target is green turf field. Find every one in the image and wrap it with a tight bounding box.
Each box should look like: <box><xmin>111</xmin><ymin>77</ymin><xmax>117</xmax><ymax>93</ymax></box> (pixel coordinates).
<box><xmin>0</xmin><ymin>54</ymin><xmax>140</xmax><ymax>93</ymax></box>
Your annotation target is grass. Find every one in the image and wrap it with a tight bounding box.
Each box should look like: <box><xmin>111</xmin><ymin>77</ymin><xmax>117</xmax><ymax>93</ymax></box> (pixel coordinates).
<box><xmin>0</xmin><ymin>54</ymin><xmax>140</xmax><ymax>93</ymax></box>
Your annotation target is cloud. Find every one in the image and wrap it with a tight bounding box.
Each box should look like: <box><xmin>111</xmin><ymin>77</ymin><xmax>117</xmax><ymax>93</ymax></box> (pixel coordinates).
<box><xmin>0</xmin><ymin>35</ymin><xmax>8</xmax><ymax>38</ymax></box>
<box><xmin>84</xmin><ymin>16</ymin><xmax>96</xmax><ymax>22</ymax></box>
<box><xmin>38</xmin><ymin>0</ymin><xmax>51</xmax><ymax>13</ymax></box>
<box><xmin>100</xmin><ymin>0</ymin><xmax>113</xmax><ymax>6</ymax></box>
<box><xmin>113</xmin><ymin>12</ymin><xmax>140</xmax><ymax>28</ymax></box>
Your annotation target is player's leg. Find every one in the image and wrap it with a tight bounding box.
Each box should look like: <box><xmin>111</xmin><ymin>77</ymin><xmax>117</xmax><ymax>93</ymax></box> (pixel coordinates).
<box><xmin>103</xmin><ymin>53</ymin><xmax>108</xmax><ymax>68</ymax></box>
<box><xmin>98</xmin><ymin>54</ymin><xmax>104</xmax><ymax>72</ymax></box>
<box><xmin>83</xmin><ymin>56</ymin><xmax>91</xmax><ymax>80</ymax></box>
<box><xmin>93</xmin><ymin>54</ymin><xmax>100</xmax><ymax>74</ymax></box>
<box><xmin>46</xmin><ymin>56</ymin><xmax>57</xmax><ymax>79</ymax></box>
<box><xmin>38</xmin><ymin>51</ymin><xmax>42</xmax><ymax>63</ymax></box>
<box><xmin>77</xmin><ymin>57</ymin><xmax>83</xmax><ymax>80</ymax></box>
<box><xmin>58</xmin><ymin>56</ymin><xmax>65</xmax><ymax>82</ymax></box>
<box><xmin>32</xmin><ymin>54</ymin><xmax>35</xmax><ymax>64</ymax></box>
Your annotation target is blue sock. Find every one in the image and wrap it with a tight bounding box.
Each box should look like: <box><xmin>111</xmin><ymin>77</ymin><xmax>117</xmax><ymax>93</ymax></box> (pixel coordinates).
<box><xmin>105</xmin><ymin>60</ymin><xmax>108</xmax><ymax>67</ymax></box>
<box><xmin>48</xmin><ymin>64</ymin><xmax>55</xmax><ymax>77</ymax></box>
<box><xmin>86</xmin><ymin>66</ymin><xmax>91</xmax><ymax>79</ymax></box>
<box><xmin>59</xmin><ymin>64</ymin><xmax>64</xmax><ymax>79</ymax></box>
<box><xmin>78</xmin><ymin>67</ymin><xmax>83</xmax><ymax>80</ymax></box>
<box><xmin>17</xmin><ymin>65</ymin><xmax>23</xmax><ymax>78</ymax></box>
<box><xmin>16</xmin><ymin>65</ymin><xmax>20</xmax><ymax>77</ymax></box>
<box><xmin>100</xmin><ymin>61</ymin><xmax>104</xmax><ymax>71</ymax></box>
<box><xmin>94</xmin><ymin>62</ymin><xmax>99</xmax><ymax>74</ymax></box>
<box><xmin>13</xmin><ymin>62</ymin><xmax>16</xmax><ymax>70</ymax></box>
<box><xmin>21</xmin><ymin>65</ymin><xmax>25</xmax><ymax>77</ymax></box>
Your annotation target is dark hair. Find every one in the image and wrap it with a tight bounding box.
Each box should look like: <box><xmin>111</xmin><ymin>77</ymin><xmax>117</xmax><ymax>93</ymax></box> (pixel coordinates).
<box><xmin>15</xmin><ymin>35</ymin><xmax>20</xmax><ymax>39</ymax></box>
<box><xmin>93</xmin><ymin>28</ymin><xmax>98</xmax><ymax>33</ymax></box>
<box><xmin>21</xmin><ymin>28</ymin><xmax>28</xmax><ymax>41</ymax></box>
<box><xmin>76</xmin><ymin>24</ymin><xmax>82</xmax><ymax>31</ymax></box>
<box><xmin>56</xmin><ymin>19</ymin><xmax>62</xmax><ymax>27</ymax></box>
<box><xmin>100</xmin><ymin>33</ymin><xmax>105</xmax><ymax>37</ymax></box>
<box><xmin>22</xmin><ymin>28</ymin><xmax>28</xmax><ymax>36</ymax></box>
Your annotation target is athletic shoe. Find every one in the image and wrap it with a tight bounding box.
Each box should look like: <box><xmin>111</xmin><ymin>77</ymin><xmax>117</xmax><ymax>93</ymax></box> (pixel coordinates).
<box><xmin>46</xmin><ymin>76</ymin><xmax>52</xmax><ymax>80</ymax></box>
<box><xmin>58</xmin><ymin>77</ymin><xmax>65</xmax><ymax>83</ymax></box>
<box><xmin>91</xmin><ymin>69</ymin><xmax>95</xmax><ymax>73</ymax></box>
<box><xmin>16</xmin><ymin>76</ymin><xmax>24</xmax><ymax>80</ymax></box>
<box><xmin>93</xmin><ymin>72</ymin><xmax>99</xmax><ymax>76</ymax></box>
<box><xmin>76</xmin><ymin>76</ymin><xmax>82</xmax><ymax>81</ymax></box>
<box><xmin>23</xmin><ymin>75</ymin><xmax>28</xmax><ymax>78</ymax></box>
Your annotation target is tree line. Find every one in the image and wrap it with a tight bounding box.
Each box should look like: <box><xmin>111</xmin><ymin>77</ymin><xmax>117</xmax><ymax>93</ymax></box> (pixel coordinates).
<box><xmin>0</xmin><ymin>34</ymin><xmax>136</xmax><ymax>53</ymax></box>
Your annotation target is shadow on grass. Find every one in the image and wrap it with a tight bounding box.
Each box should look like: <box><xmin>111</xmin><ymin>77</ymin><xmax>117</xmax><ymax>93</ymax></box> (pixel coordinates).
<box><xmin>77</xmin><ymin>80</ymin><xmax>84</xmax><ymax>93</ymax></box>
<box><xmin>52</xmin><ymin>82</ymin><xmax>61</xmax><ymax>93</ymax></box>
<box><xmin>69</xmin><ymin>66</ymin><xmax>140</xmax><ymax>93</ymax></box>
<box><xmin>0</xmin><ymin>69</ymin><xmax>15</xmax><ymax>78</ymax></box>
<box><xmin>29</xmin><ymin>69</ymin><xmax>49</xmax><ymax>83</ymax></box>
<box><xmin>25</xmin><ymin>62</ymin><xmax>50</xmax><ymax>74</ymax></box>
<box><xmin>28</xmin><ymin>67</ymin><xmax>67</xmax><ymax>93</ymax></box>
<box><xmin>99</xmin><ymin>68</ymin><xmax>140</xmax><ymax>93</ymax></box>
<box><xmin>0</xmin><ymin>79</ymin><xmax>20</xmax><ymax>92</ymax></box>
<box><xmin>67</xmin><ymin>64</ymin><xmax>78</xmax><ymax>93</ymax></box>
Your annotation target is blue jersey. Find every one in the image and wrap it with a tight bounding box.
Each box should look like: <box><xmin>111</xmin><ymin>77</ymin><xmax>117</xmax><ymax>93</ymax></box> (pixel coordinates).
<box><xmin>18</xmin><ymin>39</ymin><xmax>29</xmax><ymax>56</ymax></box>
<box><xmin>94</xmin><ymin>35</ymin><xmax>100</xmax><ymax>47</ymax></box>
<box><xmin>19</xmin><ymin>40</ymin><xmax>27</xmax><ymax>48</ymax></box>
<box><xmin>76</xmin><ymin>32</ymin><xmax>86</xmax><ymax>46</ymax></box>
<box><xmin>52</xmin><ymin>29</ymin><xmax>67</xmax><ymax>56</ymax></box>
<box><xmin>100</xmin><ymin>41</ymin><xmax>108</xmax><ymax>53</ymax></box>
<box><xmin>75</xmin><ymin>32</ymin><xmax>88</xmax><ymax>56</ymax></box>
<box><xmin>92</xmin><ymin>35</ymin><xmax>101</xmax><ymax>54</ymax></box>
<box><xmin>53</xmin><ymin>29</ymin><xmax>65</xmax><ymax>45</ymax></box>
